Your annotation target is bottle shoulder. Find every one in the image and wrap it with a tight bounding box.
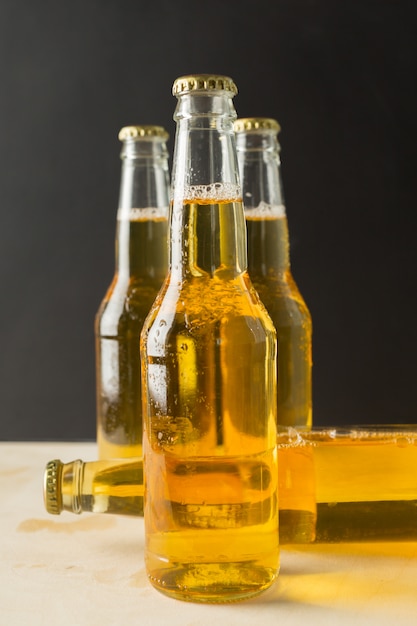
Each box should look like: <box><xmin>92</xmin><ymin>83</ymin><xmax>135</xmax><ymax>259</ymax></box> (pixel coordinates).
<box><xmin>142</xmin><ymin>272</ymin><xmax>276</xmax><ymax>340</ymax></box>
<box><xmin>251</xmin><ymin>272</ymin><xmax>312</xmax><ymax>327</ymax></box>
<box><xmin>95</xmin><ymin>274</ymin><xmax>163</xmax><ymax>336</ymax></box>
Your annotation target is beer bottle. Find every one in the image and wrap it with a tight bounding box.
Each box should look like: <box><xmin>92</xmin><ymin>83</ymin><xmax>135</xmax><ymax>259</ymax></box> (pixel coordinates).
<box><xmin>234</xmin><ymin>118</ymin><xmax>312</xmax><ymax>427</ymax></box>
<box><xmin>44</xmin><ymin>426</ymin><xmax>417</xmax><ymax>544</ymax></box>
<box><xmin>95</xmin><ymin>126</ymin><xmax>170</xmax><ymax>459</ymax></box>
<box><xmin>140</xmin><ymin>76</ymin><xmax>279</xmax><ymax>602</ymax></box>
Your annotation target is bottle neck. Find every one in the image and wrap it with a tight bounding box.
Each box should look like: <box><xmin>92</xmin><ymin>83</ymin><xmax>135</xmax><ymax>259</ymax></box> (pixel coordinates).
<box><xmin>61</xmin><ymin>459</ymin><xmax>83</xmax><ymax>513</ymax></box>
<box><xmin>170</xmin><ymin>92</ymin><xmax>246</xmax><ymax>279</ymax></box>
<box><xmin>49</xmin><ymin>458</ymin><xmax>144</xmax><ymax>516</ymax></box>
<box><xmin>236</xmin><ymin>130</ymin><xmax>289</xmax><ymax>274</ymax></box>
<box><xmin>116</xmin><ymin>139</ymin><xmax>169</xmax><ymax>278</ymax></box>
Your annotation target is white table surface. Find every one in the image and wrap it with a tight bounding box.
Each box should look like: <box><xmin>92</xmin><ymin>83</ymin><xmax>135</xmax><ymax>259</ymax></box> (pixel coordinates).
<box><xmin>1</xmin><ymin>441</ymin><xmax>417</xmax><ymax>626</ymax></box>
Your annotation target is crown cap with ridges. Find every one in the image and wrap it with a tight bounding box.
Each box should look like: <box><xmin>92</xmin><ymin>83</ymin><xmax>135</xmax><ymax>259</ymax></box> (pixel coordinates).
<box><xmin>172</xmin><ymin>74</ymin><xmax>238</xmax><ymax>96</ymax></box>
<box><xmin>234</xmin><ymin>118</ymin><xmax>281</xmax><ymax>133</ymax></box>
<box><xmin>44</xmin><ymin>459</ymin><xmax>63</xmax><ymax>515</ymax></box>
<box><xmin>118</xmin><ymin>125</ymin><xmax>169</xmax><ymax>141</ymax></box>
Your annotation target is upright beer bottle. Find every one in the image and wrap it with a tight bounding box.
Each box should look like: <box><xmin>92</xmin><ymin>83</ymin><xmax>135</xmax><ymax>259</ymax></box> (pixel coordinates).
<box><xmin>141</xmin><ymin>76</ymin><xmax>279</xmax><ymax>602</ymax></box>
<box><xmin>95</xmin><ymin>126</ymin><xmax>170</xmax><ymax>459</ymax></box>
<box><xmin>235</xmin><ymin>118</ymin><xmax>312</xmax><ymax>427</ymax></box>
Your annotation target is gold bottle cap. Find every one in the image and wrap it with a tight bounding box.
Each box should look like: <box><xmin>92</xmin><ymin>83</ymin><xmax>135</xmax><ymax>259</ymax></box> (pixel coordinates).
<box><xmin>172</xmin><ymin>74</ymin><xmax>238</xmax><ymax>96</ymax></box>
<box><xmin>234</xmin><ymin>118</ymin><xmax>281</xmax><ymax>133</ymax></box>
<box><xmin>44</xmin><ymin>459</ymin><xmax>63</xmax><ymax>515</ymax></box>
<box><xmin>118</xmin><ymin>125</ymin><xmax>169</xmax><ymax>141</ymax></box>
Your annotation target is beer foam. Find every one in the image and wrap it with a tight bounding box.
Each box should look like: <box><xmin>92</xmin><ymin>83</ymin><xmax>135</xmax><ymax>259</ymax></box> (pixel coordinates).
<box><xmin>245</xmin><ymin>202</ymin><xmax>286</xmax><ymax>218</ymax></box>
<box><xmin>177</xmin><ymin>183</ymin><xmax>242</xmax><ymax>202</ymax></box>
<box><xmin>117</xmin><ymin>207</ymin><xmax>168</xmax><ymax>220</ymax></box>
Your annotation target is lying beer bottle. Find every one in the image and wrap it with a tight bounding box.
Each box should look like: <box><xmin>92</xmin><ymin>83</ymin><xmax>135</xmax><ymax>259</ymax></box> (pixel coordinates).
<box><xmin>95</xmin><ymin>126</ymin><xmax>170</xmax><ymax>459</ymax></box>
<box><xmin>234</xmin><ymin>118</ymin><xmax>312</xmax><ymax>427</ymax></box>
<box><xmin>44</xmin><ymin>427</ymin><xmax>417</xmax><ymax>543</ymax></box>
<box><xmin>139</xmin><ymin>75</ymin><xmax>279</xmax><ymax>602</ymax></box>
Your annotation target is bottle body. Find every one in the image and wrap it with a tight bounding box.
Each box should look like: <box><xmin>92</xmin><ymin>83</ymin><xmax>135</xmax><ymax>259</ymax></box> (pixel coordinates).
<box><xmin>140</xmin><ymin>77</ymin><xmax>279</xmax><ymax>602</ymax></box>
<box><xmin>235</xmin><ymin>119</ymin><xmax>312</xmax><ymax>427</ymax></box>
<box><xmin>95</xmin><ymin>127</ymin><xmax>169</xmax><ymax>459</ymax></box>
<box><xmin>142</xmin><ymin>250</ymin><xmax>279</xmax><ymax>602</ymax></box>
<box><xmin>45</xmin><ymin>427</ymin><xmax>417</xmax><ymax>544</ymax></box>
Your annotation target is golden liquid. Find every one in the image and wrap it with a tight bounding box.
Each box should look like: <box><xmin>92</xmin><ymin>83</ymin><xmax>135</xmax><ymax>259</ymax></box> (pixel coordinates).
<box><xmin>278</xmin><ymin>428</ymin><xmax>417</xmax><ymax>543</ymax></box>
<box><xmin>96</xmin><ymin>215</ymin><xmax>168</xmax><ymax>459</ymax></box>
<box><xmin>78</xmin><ymin>459</ymin><xmax>144</xmax><ymax>516</ymax></box>
<box><xmin>141</xmin><ymin>198</ymin><xmax>279</xmax><ymax>602</ymax></box>
<box><xmin>246</xmin><ymin>214</ymin><xmax>312</xmax><ymax>427</ymax></box>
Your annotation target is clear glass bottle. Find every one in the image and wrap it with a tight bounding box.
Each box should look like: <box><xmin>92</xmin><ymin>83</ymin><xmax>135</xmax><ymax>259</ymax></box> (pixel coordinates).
<box><xmin>45</xmin><ymin>427</ymin><xmax>417</xmax><ymax>544</ymax></box>
<box><xmin>234</xmin><ymin>118</ymin><xmax>312</xmax><ymax>427</ymax></box>
<box><xmin>140</xmin><ymin>76</ymin><xmax>279</xmax><ymax>602</ymax></box>
<box><xmin>95</xmin><ymin>126</ymin><xmax>170</xmax><ymax>459</ymax></box>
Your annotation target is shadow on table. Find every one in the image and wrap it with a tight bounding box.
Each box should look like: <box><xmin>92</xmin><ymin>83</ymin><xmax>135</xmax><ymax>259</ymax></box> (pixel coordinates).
<box><xmin>245</xmin><ymin>541</ymin><xmax>417</xmax><ymax>608</ymax></box>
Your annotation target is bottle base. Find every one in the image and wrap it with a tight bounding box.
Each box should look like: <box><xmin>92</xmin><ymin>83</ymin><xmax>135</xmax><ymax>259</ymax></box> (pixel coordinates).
<box><xmin>148</xmin><ymin>562</ymin><xmax>278</xmax><ymax>603</ymax></box>
<box><xmin>279</xmin><ymin>509</ymin><xmax>316</xmax><ymax>544</ymax></box>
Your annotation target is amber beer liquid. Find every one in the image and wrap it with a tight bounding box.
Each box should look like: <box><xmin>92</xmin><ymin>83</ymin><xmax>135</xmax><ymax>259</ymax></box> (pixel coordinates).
<box><xmin>45</xmin><ymin>427</ymin><xmax>417</xmax><ymax>543</ymax></box>
<box><xmin>95</xmin><ymin>126</ymin><xmax>169</xmax><ymax>459</ymax></box>
<box><xmin>246</xmin><ymin>210</ymin><xmax>312</xmax><ymax>426</ymax></box>
<box><xmin>142</xmin><ymin>191</ymin><xmax>278</xmax><ymax>602</ymax></box>
<box><xmin>140</xmin><ymin>76</ymin><xmax>279</xmax><ymax>602</ymax></box>
<box><xmin>96</xmin><ymin>212</ymin><xmax>168</xmax><ymax>459</ymax></box>
<box><xmin>235</xmin><ymin>119</ymin><xmax>312</xmax><ymax>428</ymax></box>
<box><xmin>278</xmin><ymin>427</ymin><xmax>417</xmax><ymax>543</ymax></box>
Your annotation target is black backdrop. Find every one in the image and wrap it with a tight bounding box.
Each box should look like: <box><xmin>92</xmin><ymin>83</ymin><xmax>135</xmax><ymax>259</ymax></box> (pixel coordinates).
<box><xmin>1</xmin><ymin>0</ymin><xmax>416</xmax><ymax>441</ymax></box>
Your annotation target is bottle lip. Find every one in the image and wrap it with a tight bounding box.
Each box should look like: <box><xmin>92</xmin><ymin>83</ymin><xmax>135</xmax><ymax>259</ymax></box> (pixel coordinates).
<box><xmin>172</xmin><ymin>74</ymin><xmax>238</xmax><ymax>97</ymax></box>
<box><xmin>44</xmin><ymin>459</ymin><xmax>63</xmax><ymax>515</ymax></box>
<box><xmin>118</xmin><ymin>126</ymin><xmax>169</xmax><ymax>142</ymax></box>
<box><xmin>234</xmin><ymin>118</ymin><xmax>281</xmax><ymax>134</ymax></box>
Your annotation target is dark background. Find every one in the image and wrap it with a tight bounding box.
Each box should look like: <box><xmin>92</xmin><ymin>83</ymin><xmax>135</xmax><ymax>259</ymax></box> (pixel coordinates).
<box><xmin>1</xmin><ymin>0</ymin><xmax>416</xmax><ymax>441</ymax></box>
